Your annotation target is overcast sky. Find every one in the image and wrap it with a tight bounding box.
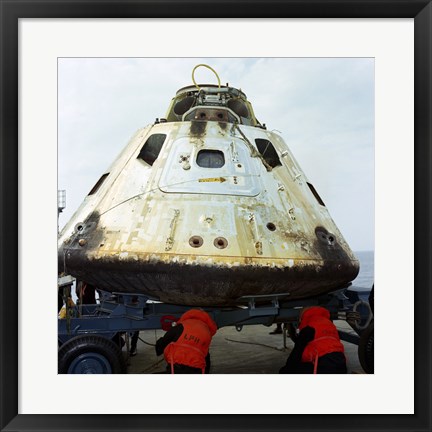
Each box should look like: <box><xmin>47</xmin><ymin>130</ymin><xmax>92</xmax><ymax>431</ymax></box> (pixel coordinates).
<box><xmin>58</xmin><ymin>57</ymin><xmax>374</xmax><ymax>252</ymax></box>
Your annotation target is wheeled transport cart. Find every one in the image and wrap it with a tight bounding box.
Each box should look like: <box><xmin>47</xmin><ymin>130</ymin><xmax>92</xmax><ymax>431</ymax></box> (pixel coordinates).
<box><xmin>58</xmin><ymin>279</ymin><xmax>374</xmax><ymax>374</ymax></box>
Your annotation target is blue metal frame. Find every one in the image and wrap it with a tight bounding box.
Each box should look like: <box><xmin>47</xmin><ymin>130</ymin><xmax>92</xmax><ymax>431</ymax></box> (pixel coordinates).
<box><xmin>58</xmin><ymin>285</ymin><xmax>372</xmax><ymax>345</ymax></box>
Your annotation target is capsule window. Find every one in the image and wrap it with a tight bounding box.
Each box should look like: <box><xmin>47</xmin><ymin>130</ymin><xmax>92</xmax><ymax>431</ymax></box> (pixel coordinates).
<box><xmin>137</xmin><ymin>134</ymin><xmax>167</xmax><ymax>166</ymax></box>
<box><xmin>255</xmin><ymin>139</ymin><xmax>282</xmax><ymax>168</ymax></box>
<box><xmin>88</xmin><ymin>173</ymin><xmax>109</xmax><ymax>196</ymax></box>
<box><xmin>196</xmin><ymin>150</ymin><xmax>225</xmax><ymax>168</ymax></box>
<box><xmin>307</xmin><ymin>182</ymin><xmax>326</xmax><ymax>207</ymax></box>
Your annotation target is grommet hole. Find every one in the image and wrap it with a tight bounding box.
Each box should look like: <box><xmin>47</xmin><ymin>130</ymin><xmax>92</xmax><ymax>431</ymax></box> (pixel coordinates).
<box><xmin>266</xmin><ymin>223</ymin><xmax>276</xmax><ymax>231</ymax></box>
<box><xmin>189</xmin><ymin>236</ymin><xmax>203</xmax><ymax>248</ymax></box>
<box><xmin>214</xmin><ymin>237</ymin><xmax>228</xmax><ymax>249</ymax></box>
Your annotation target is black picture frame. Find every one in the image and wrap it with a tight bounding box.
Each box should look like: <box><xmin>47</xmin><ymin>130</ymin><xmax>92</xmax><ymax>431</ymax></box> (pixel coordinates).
<box><xmin>1</xmin><ymin>1</ymin><xmax>430</xmax><ymax>431</ymax></box>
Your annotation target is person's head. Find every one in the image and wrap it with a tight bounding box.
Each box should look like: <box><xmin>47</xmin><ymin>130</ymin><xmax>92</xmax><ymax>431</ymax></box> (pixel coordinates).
<box><xmin>179</xmin><ymin>309</ymin><xmax>218</xmax><ymax>335</ymax></box>
<box><xmin>298</xmin><ymin>306</ymin><xmax>331</xmax><ymax>328</ymax></box>
<box><xmin>298</xmin><ymin>306</ymin><xmax>312</xmax><ymax>322</ymax></box>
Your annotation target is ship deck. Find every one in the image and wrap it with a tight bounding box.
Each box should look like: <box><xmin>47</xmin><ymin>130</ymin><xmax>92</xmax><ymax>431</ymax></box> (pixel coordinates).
<box><xmin>126</xmin><ymin>320</ymin><xmax>364</xmax><ymax>374</ymax></box>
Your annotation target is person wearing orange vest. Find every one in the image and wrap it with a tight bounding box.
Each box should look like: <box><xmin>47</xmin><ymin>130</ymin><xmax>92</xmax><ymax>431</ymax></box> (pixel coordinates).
<box><xmin>155</xmin><ymin>309</ymin><xmax>218</xmax><ymax>374</ymax></box>
<box><xmin>279</xmin><ymin>306</ymin><xmax>347</xmax><ymax>374</ymax></box>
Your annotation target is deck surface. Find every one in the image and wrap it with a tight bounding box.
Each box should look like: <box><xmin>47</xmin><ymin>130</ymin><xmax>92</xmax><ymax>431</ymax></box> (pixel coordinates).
<box><xmin>126</xmin><ymin>321</ymin><xmax>364</xmax><ymax>374</ymax></box>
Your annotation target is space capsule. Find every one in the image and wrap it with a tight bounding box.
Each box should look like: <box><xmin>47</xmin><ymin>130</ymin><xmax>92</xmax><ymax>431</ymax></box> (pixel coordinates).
<box><xmin>58</xmin><ymin>64</ymin><xmax>359</xmax><ymax>306</ymax></box>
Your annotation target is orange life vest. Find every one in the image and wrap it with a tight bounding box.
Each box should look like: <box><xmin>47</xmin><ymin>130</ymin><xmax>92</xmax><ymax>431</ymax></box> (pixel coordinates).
<box><xmin>299</xmin><ymin>306</ymin><xmax>344</xmax><ymax>363</ymax></box>
<box><xmin>164</xmin><ymin>309</ymin><xmax>217</xmax><ymax>372</ymax></box>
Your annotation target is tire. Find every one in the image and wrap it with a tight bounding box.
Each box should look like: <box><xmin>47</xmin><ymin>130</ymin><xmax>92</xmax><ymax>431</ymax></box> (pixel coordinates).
<box><xmin>58</xmin><ymin>335</ymin><xmax>126</xmax><ymax>374</ymax></box>
<box><xmin>358</xmin><ymin>321</ymin><xmax>374</xmax><ymax>374</ymax></box>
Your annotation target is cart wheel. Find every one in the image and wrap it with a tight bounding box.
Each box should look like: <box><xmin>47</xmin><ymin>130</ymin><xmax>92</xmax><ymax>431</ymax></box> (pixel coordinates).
<box><xmin>358</xmin><ymin>321</ymin><xmax>374</xmax><ymax>374</ymax></box>
<box><xmin>58</xmin><ymin>335</ymin><xmax>126</xmax><ymax>374</ymax></box>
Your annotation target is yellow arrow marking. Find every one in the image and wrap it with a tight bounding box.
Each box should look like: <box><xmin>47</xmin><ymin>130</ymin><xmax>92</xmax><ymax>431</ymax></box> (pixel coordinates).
<box><xmin>198</xmin><ymin>177</ymin><xmax>227</xmax><ymax>183</ymax></box>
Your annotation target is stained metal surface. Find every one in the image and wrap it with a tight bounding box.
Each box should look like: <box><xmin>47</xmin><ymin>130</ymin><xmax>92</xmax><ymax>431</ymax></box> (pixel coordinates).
<box><xmin>58</xmin><ymin>81</ymin><xmax>359</xmax><ymax>307</ymax></box>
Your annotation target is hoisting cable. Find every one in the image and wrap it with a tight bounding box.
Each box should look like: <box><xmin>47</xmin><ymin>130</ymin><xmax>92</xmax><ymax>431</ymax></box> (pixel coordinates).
<box><xmin>138</xmin><ymin>335</ymin><xmax>155</xmax><ymax>347</ymax></box>
<box><xmin>232</xmin><ymin>123</ymin><xmax>273</xmax><ymax>172</ymax></box>
<box><xmin>134</xmin><ymin>329</ymin><xmax>164</xmax><ymax>373</ymax></box>
<box><xmin>192</xmin><ymin>64</ymin><xmax>221</xmax><ymax>90</ymax></box>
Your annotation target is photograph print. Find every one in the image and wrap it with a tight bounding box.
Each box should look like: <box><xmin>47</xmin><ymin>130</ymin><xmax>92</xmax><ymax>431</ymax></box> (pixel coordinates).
<box><xmin>57</xmin><ymin>57</ymin><xmax>374</xmax><ymax>375</ymax></box>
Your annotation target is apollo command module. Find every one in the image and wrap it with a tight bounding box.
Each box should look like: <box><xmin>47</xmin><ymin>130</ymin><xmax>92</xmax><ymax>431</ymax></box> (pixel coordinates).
<box><xmin>58</xmin><ymin>64</ymin><xmax>359</xmax><ymax>307</ymax></box>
